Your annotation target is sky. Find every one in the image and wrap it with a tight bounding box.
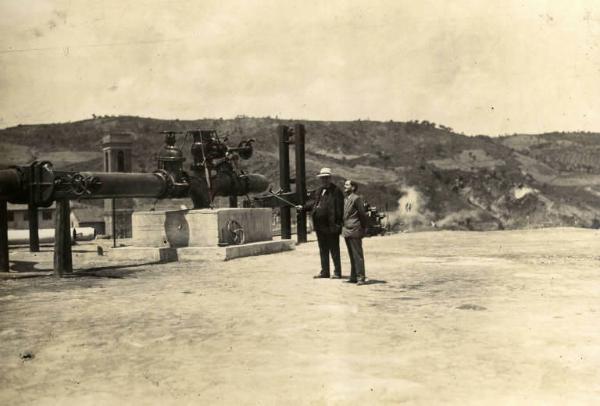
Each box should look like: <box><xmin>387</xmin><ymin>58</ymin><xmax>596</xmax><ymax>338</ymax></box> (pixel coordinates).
<box><xmin>0</xmin><ymin>0</ymin><xmax>599</xmax><ymax>135</ymax></box>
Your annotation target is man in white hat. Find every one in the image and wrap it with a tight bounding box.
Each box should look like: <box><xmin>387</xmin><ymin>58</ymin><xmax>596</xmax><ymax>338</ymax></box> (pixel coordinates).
<box><xmin>297</xmin><ymin>167</ymin><xmax>345</xmax><ymax>278</ymax></box>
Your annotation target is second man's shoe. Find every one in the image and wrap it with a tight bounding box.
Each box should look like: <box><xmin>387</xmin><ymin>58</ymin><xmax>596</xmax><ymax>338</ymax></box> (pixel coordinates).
<box><xmin>313</xmin><ymin>273</ymin><xmax>330</xmax><ymax>279</ymax></box>
<box><xmin>345</xmin><ymin>279</ymin><xmax>357</xmax><ymax>283</ymax></box>
<box><xmin>356</xmin><ymin>280</ymin><xmax>366</xmax><ymax>286</ymax></box>
<box><xmin>330</xmin><ymin>274</ymin><xmax>342</xmax><ymax>279</ymax></box>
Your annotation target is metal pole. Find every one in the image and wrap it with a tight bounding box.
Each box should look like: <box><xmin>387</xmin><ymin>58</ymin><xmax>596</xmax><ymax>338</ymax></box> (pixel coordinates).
<box><xmin>0</xmin><ymin>201</ymin><xmax>9</xmax><ymax>272</ymax></box>
<box><xmin>294</xmin><ymin>124</ymin><xmax>307</xmax><ymax>243</ymax></box>
<box><xmin>28</xmin><ymin>202</ymin><xmax>40</xmax><ymax>252</ymax></box>
<box><xmin>28</xmin><ymin>164</ymin><xmax>40</xmax><ymax>252</ymax></box>
<box><xmin>278</xmin><ymin>125</ymin><xmax>291</xmax><ymax>239</ymax></box>
<box><xmin>267</xmin><ymin>191</ymin><xmax>296</xmax><ymax>207</ymax></box>
<box><xmin>53</xmin><ymin>199</ymin><xmax>72</xmax><ymax>276</ymax></box>
<box><xmin>112</xmin><ymin>198</ymin><xmax>117</xmax><ymax>248</ymax></box>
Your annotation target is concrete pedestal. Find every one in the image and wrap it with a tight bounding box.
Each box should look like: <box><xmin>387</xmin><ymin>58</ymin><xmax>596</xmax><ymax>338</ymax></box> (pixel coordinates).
<box><xmin>107</xmin><ymin>239</ymin><xmax>295</xmax><ymax>263</ymax></box>
<box><xmin>125</xmin><ymin>208</ymin><xmax>291</xmax><ymax>262</ymax></box>
<box><xmin>132</xmin><ymin>208</ymin><xmax>272</xmax><ymax>248</ymax></box>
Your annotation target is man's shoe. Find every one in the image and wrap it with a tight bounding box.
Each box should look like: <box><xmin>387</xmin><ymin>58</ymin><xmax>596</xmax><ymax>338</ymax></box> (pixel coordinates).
<box><xmin>345</xmin><ymin>279</ymin><xmax>357</xmax><ymax>283</ymax></box>
<box><xmin>313</xmin><ymin>273</ymin><xmax>330</xmax><ymax>279</ymax></box>
<box><xmin>330</xmin><ymin>274</ymin><xmax>341</xmax><ymax>279</ymax></box>
<box><xmin>356</xmin><ymin>280</ymin><xmax>366</xmax><ymax>286</ymax></box>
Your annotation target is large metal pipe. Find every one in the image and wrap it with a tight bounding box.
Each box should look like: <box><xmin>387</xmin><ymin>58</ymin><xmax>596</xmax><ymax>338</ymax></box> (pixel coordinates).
<box><xmin>60</xmin><ymin>172</ymin><xmax>168</xmax><ymax>200</ymax></box>
<box><xmin>209</xmin><ymin>171</ymin><xmax>269</xmax><ymax>198</ymax></box>
<box><xmin>0</xmin><ymin>168</ymin><xmax>173</xmax><ymax>203</ymax></box>
<box><xmin>0</xmin><ymin>169</ymin><xmax>22</xmax><ymax>201</ymax></box>
<box><xmin>1</xmin><ymin>166</ymin><xmax>267</xmax><ymax>207</ymax></box>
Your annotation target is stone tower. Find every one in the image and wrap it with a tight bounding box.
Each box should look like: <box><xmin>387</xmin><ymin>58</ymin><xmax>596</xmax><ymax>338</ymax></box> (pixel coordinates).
<box><xmin>102</xmin><ymin>133</ymin><xmax>134</xmax><ymax>238</ymax></box>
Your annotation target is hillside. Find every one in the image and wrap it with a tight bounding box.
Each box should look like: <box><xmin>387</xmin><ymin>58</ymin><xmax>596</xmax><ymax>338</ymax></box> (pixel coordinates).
<box><xmin>2</xmin><ymin>116</ymin><xmax>600</xmax><ymax>231</ymax></box>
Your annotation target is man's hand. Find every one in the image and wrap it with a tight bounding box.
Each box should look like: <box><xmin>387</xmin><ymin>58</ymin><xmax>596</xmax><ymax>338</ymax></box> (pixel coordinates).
<box><xmin>295</xmin><ymin>205</ymin><xmax>304</xmax><ymax>211</ymax></box>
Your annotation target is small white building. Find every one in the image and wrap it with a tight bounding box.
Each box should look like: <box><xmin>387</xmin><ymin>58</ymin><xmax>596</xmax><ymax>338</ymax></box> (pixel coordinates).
<box><xmin>7</xmin><ymin>202</ymin><xmax>105</xmax><ymax>234</ymax></box>
<box><xmin>6</xmin><ymin>203</ymin><xmax>58</xmax><ymax>230</ymax></box>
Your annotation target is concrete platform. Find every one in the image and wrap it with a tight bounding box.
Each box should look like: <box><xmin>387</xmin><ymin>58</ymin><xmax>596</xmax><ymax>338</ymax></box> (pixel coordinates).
<box><xmin>105</xmin><ymin>246</ymin><xmax>178</xmax><ymax>263</ymax></box>
<box><xmin>178</xmin><ymin>239</ymin><xmax>295</xmax><ymax>261</ymax></box>
<box><xmin>106</xmin><ymin>239</ymin><xmax>295</xmax><ymax>262</ymax></box>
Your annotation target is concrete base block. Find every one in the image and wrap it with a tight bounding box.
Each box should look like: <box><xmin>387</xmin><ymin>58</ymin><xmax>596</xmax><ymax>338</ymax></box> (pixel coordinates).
<box><xmin>131</xmin><ymin>210</ymin><xmax>173</xmax><ymax>247</ymax></box>
<box><xmin>131</xmin><ymin>208</ymin><xmax>273</xmax><ymax>248</ymax></box>
<box><xmin>126</xmin><ymin>208</ymin><xmax>285</xmax><ymax>263</ymax></box>
<box><xmin>104</xmin><ymin>239</ymin><xmax>295</xmax><ymax>264</ymax></box>
<box><xmin>178</xmin><ymin>239</ymin><xmax>296</xmax><ymax>261</ymax></box>
<box><xmin>106</xmin><ymin>246</ymin><xmax>178</xmax><ymax>263</ymax></box>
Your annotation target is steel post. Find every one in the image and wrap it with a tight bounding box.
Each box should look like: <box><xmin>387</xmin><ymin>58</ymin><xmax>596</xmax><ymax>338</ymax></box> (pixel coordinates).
<box><xmin>28</xmin><ymin>164</ymin><xmax>40</xmax><ymax>252</ymax></box>
<box><xmin>278</xmin><ymin>125</ymin><xmax>291</xmax><ymax>239</ymax></box>
<box><xmin>53</xmin><ymin>199</ymin><xmax>72</xmax><ymax>276</ymax></box>
<box><xmin>112</xmin><ymin>198</ymin><xmax>117</xmax><ymax>248</ymax></box>
<box><xmin>294</xmin><ymin>124</ymin><xmax>307</xmax><ymax>243</ymax></box>
<box><xmin>28</xmin><ymin>203</ymin><xmax>40</xmax><ymax>252</ymax></box>
<box><xmin>0</xmin><ymin>201</ymin><xmax>8</xmax><ymax>272</ymax></box>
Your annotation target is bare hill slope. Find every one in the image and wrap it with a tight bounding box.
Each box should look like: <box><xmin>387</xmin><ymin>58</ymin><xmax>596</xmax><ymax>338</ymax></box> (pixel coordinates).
<box><xmin>2</xmin><ymin>116</ymin><xmax>600</xmax><ymax>230</ymax></box>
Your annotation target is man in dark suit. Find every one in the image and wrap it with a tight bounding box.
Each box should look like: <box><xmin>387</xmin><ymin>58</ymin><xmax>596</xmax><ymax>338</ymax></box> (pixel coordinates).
<box><xmin>297</xmin><ymin>167</ymin><xmax>344</xmax><ymax>279</ymax></box>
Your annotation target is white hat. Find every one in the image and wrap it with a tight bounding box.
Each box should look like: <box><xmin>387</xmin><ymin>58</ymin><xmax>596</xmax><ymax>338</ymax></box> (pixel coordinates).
<box><xmin>317</xmin><ymin>167</ymin><xmax>332</xmax><ymax>177</ymax></box>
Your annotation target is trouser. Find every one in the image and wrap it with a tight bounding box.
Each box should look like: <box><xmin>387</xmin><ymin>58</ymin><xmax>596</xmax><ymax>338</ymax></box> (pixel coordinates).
<box><xmin>316</xmin><ymin>231</ymin><xmax>341</xmax><ymax>276</ymax></box>
<box><xmin>344</xmin><ymin>237</ymin><xmax>365</xmax><ymax>281</ymax></box>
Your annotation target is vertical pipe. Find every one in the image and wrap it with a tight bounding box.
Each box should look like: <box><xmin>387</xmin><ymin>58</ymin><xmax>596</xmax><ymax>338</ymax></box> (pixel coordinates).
<box><xmin>0</xmin><ymin>201</ymin><xmax>9</xmax><ymax>272</ymax></box>
<box><xmin>28</xmin><ymin>165</ymin><xmax>40</xmax><ymax>252</ymax></box>
<box><xmin>54</xmin><ymin>199</ymin><xmax>72</xmax><ymax>276</ymax></box>
<box><xmin>112</xmin><ymin>198</ymin><xmax>117</xmax><ymax>248</ymax></box>
<box><xmin>28</xmin><ymin>203</ymin><xmax>40</xmax><ymax>252</ymax></box>
<box><xmin>294</xmin><ymin>124</ymin><xmax>307</xmax><ymax>243</ymax></box>
<box><xmin>278</xmin><ymin>125</ymin><xmax>291</xmax><ymax>239</ymax></box>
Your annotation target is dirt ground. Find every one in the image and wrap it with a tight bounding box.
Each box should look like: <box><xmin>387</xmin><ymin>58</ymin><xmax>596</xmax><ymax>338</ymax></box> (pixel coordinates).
<box><xmin>1</xmin><ymin>228</ymin><xmax>600</xmax><ymax>405</ymax></box>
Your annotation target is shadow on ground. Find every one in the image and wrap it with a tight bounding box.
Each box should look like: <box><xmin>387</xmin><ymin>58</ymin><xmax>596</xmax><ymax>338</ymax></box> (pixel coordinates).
<box><xmin>10</xmin><ymin>260</ymin><xmax>50</xmax><ymax>273</ymax></box>
<box><xmin>362</xmin><ymin>279</ymin><xmax>387</xmax><ymax>285</ymax></box>
<box><xmin>73</xmin><ymin>261</ymin><xmax>162</xmax><ymax>279</ymax></box>
<box><xmin>340</xmin><ymin>276</ymin><xmax>387</xmax><ymax>285</ymax></box>
<box><xmin>4</xmin><ymin>260</ymin><xmax>160</xmax><ymax>280</ymax></box>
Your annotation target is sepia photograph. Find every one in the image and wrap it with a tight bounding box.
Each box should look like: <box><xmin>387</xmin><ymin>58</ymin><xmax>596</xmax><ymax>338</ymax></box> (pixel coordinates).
<box><xmin>1</xmin><ymin>1</ymin><xmax>599</xmax><ymax>404</ymax></box>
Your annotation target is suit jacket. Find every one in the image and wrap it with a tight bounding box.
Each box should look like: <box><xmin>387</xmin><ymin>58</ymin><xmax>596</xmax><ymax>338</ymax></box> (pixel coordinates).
<box><xmin>306</xmin><ymin>183</ymin><xmax>344</xmax><ymax>234</ymax></box>
<box><xmin>342</xmin><ymin>192</ymin><xmax>368</xmax><ymax>238</ymax></box>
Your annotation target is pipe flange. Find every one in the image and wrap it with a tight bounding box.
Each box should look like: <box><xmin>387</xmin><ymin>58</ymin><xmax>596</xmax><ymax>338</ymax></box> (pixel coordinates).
<box><xmin>152</xmin><ymin>169</ymin><xmax>172</xmax><ymax>198</ymax></box>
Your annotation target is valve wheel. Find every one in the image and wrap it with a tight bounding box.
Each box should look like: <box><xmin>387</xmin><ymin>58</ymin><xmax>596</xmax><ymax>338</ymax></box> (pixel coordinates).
<box><xmin>226</xmin><ymin>220</ymin><xmax>245</xmax><ymax>245</ymax></box>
